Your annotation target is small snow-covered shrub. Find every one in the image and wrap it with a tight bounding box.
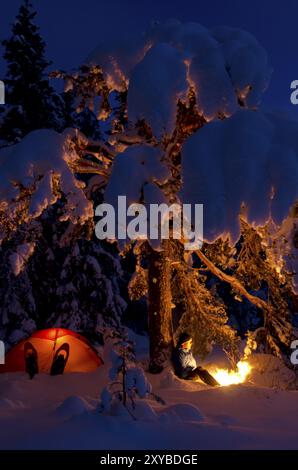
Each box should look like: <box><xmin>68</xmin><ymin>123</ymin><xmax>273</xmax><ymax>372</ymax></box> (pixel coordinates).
<box><xmin>99</xmin><ymin>328</ymin><xmax>165</xmax><ymax>419</ymax></box>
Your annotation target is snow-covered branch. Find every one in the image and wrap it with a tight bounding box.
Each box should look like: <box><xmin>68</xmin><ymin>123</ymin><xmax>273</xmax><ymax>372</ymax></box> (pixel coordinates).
<box><xmin>196</xmin><ymin>249</ymin><xmax>269</xmax><ymax>312</ymax></box>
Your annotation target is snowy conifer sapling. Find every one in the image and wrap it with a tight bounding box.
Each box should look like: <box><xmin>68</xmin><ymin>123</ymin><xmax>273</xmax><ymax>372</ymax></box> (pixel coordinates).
<box><xmin>99</xmin><ymin>329</ymin><xmax>164</xmax><ymax>419</ymax></box>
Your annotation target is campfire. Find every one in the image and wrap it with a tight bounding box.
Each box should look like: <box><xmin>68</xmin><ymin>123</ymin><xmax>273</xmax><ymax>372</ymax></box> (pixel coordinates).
<box><xmin>212</xmin><ymin>360</ymin><xmax>252</xmax><ymax>386</ymax></box>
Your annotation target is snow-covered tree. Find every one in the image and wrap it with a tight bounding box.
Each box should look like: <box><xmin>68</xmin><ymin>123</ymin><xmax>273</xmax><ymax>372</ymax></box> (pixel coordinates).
<box><xmin>1</xmin><ymin>21</ymin><xmax>298</xmax><ymax>372</ymax></box>
<box><xmin>0</xmin><ymin>212</ymin><xmax>128</xmax><ymax>347</ymax></box>
<box><xmin>0</xmin><ymin>242</ymin><xmax>36</xmax><ymax>345</ymax></box>
<box><xmin>48</xmin><ymin>240</ymin><xmax>127</xmax><ymax>332</ymax></box>
<box><xmin>0</xmin><ymin>129</ymin><xmax>126</xmax><ymax>345</ymax></box>
<box><xmin>0</xmin><ymin>0</ymin><xmax>64</xmax><ymax>144</ymax></box>
<box><xmin>50</xmin><ymin>65</ymin><xmax>107</xmax><ymax>139</ymax></box>
<box><xmin>99</xmin><ymin>328</ymin><xmax>164</xmax><ymax>419</ymax></box>
<box><xmin>201</xmin><ymin>220</ymin><xmax>295</xmax><ymax>365</ymax></box>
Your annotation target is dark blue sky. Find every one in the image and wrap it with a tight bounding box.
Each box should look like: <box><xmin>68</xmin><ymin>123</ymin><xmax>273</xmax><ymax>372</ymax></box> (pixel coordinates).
<box><xmin>0</xmin><ymin>0</ymin><xmax>297</xmax><ymax>117</ymax></box>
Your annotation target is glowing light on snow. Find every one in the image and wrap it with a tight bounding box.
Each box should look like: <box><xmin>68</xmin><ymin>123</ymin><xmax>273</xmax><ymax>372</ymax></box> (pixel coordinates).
<box><xmin>213</xmin><ymin>360</ymin><xmax>251</xmax><ymax>386</ymax></box>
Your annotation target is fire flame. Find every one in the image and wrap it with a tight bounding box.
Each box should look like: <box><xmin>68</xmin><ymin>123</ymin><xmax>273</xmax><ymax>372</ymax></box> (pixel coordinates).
<box><xmin>213</xmin><ymin>360</ymin><xmax>252</xmax><ymax>386</ymax></box>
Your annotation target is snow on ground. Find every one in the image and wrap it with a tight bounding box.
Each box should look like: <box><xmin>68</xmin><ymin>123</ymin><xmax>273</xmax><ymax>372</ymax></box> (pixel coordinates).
<box><xmin>0</xmin><ymin>348</ymin><xmax>298</xmax><ymax>450</ymax></box>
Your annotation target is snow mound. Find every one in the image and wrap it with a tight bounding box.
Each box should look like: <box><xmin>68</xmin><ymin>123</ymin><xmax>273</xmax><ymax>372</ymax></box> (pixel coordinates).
<box><xmin>209</xmin><ymin>413</ymin><xmax>238</xmax><ymax>426</ymax></box>
<box><xmin>248</xmin><ymin>354</ymin><xmax>297</xmax><ymax>390</ymax></box>
<box><xmin>157</xmin><ymin>368</ymin><xmax>207</xmax><ymax>391</ymax></box>
<box><xmin>130</xmin><ymin>400</ymin><xmax>158</xmax><ymax>421</ymax></box>
<box><xmin>159</xmin><ymin>403</ymin><xmax>204</xmax><ymax>423</ymax></box>
<box><xmin>108</xmin><ymin>399</ymin><xmax>158</xmax><ymax>421</ymax></box>
<box><xmin>0</xmin><ymin>398</ymin><xmax>25</xmax><ymax>410</ymax></box>
<box><xmin>55</xmin><ymin>395</ymin><xmax>93</xmax><ymax>418</ymax></box>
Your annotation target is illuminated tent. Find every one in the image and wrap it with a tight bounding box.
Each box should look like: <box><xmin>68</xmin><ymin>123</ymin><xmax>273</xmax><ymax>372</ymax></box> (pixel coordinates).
<box><xmin>0</xmin><ymin>328</ymin><xmax>103</xmax><ymax>374</ymax></box>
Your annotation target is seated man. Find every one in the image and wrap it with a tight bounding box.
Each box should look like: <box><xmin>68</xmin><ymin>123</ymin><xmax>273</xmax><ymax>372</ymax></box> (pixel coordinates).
<box><xmin>172</xmin><ymin>332</ymin><xmax>219</xmax><ymax>387</ymax></box>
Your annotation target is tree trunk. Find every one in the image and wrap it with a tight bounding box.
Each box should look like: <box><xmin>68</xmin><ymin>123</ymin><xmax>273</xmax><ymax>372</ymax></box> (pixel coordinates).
<box><xmin>147</xmin><ymin>240</ymin><xmax>173</xmax><ymax>373</ymax></box>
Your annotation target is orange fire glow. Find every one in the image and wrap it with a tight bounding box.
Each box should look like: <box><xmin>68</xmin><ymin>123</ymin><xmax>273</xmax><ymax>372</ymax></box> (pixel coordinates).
<box><xmin>212</xmin><ymin>360</ymin><xmax>252</xmax><ymax>386</ymax></box>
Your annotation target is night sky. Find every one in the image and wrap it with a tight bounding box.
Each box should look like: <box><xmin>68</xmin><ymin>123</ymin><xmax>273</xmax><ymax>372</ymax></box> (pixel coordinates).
<box><xmin>0</xmin><ymin>0</ymin><xmax>297</xmax><ymax>118</ymax></box>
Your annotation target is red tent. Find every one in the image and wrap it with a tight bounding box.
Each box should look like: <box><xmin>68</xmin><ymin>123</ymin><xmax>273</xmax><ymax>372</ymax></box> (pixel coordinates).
<box><xmin>0</xmin><ymin>328</ymin><xmax>103</xmax><ymax>374</ymax></box>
